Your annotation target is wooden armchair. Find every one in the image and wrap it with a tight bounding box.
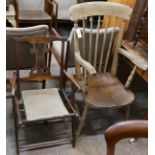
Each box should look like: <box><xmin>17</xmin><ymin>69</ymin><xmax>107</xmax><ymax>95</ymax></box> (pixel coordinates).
<box><xmin>13</xmin><ymin>0</ymin><xmax>58</xmax><ymax>30</ymax></box>
<box><xmin>9</xmin><ymin>31</ymin><xmax>77</xmax><ymax>154</ymax></box>
<box><xmin>65</xmin><ymin>2</ymin><xmax>136</xmax><ymax>143</ymax></box>
<box><xmin>104</xmin><ymin>120</ymin><xmax>148</xmax><ymax>155</ymax></box>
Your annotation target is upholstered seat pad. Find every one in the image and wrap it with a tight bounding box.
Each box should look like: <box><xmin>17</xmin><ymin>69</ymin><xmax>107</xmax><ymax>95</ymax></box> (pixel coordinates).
<box><xmin>22</xmin><ymin>88</ymin><xmax>69</xmax><ymax>121</ymax></box>
<box><xmin>19</xmin><ymin>10</ymin><xmax>51</xmax><ymax>21</ymax></box>
<box><xmin>84</xmin><ymin>73</ymin><xmax>134</xmax><ymax>108</ymax></box>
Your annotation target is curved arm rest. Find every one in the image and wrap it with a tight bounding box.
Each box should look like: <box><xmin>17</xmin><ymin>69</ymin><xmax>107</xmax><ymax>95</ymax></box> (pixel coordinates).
<box><xmin>119</xmin><ymin>47</ymin><xmax>148</xmax><ymax>70</ymax></box>
<box><xmin>75</xmin><ymin>52</ymin><xmax>97</xmax><ymax>75</ymax></box>
<box><xmin>105</xmin><ymin>120</ymin><xmax>148</xmax><ymax>145</ymax></box>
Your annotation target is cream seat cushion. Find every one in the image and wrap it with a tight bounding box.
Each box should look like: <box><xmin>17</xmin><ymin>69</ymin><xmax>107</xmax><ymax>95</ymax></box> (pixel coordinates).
<box><xmin>22</xmin><ymin>88</ymin><xmax>69</xmax><ymax>121</ymax></box>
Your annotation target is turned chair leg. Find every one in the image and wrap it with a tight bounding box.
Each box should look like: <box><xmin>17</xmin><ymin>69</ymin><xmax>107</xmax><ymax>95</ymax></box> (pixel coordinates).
<box><xmin>75</xmin><ymin>103</ymin><xmax>89</xmax><ymax>143</ymax></box>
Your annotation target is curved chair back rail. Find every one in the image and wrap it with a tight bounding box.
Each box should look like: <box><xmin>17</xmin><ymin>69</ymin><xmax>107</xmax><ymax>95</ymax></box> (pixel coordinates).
<box><xmin>69</xmin><ymin>2</ymin><xmax>132</xmax><ymax>21</ymax></box>
<box><xmin>104</xmin><ymin>120</ymin><xmax>148</xmax><ymax>155</ymax></box>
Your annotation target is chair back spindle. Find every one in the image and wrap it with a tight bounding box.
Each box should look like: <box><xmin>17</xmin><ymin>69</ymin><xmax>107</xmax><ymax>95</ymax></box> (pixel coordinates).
<box><xmin>99</xmin><ymin>16</ymin><xmax>109</xmax><ymax>73</ymax></box>
<box><xmin>69</xmin><ymin>2</ymin><xmax>132</xmax><ymax>80</ymax></box>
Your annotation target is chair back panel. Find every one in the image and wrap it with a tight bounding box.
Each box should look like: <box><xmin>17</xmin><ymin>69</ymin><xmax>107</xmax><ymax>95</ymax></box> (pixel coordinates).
<box><xmin>69</xmin><ymin>2</ymin><xmax>132</xmax><ymax>80</ymax></box>
<box><xmin>67</xmin><ymin>27</ymin><xmax>119</xmax><ymax>70</ymax></box>
<box><xmin>16</xmin><ymin>35</ymin><xmax>64</xmax><ymax>80</ymax></box>
<box><xmin>6</xmin><ymin>25</ymin><xmax>49</xmax><ymax>70</ymax></box>
<box><xmin>78</xmin><ymin>27</ymin><xmax>119</xmax><ymax>73</ymax></box>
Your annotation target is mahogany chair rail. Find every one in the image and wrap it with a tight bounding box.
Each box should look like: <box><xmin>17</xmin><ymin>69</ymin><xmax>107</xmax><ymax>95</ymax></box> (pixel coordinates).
<box><xmin>104</xmin><ymin>120</ymin><xmax>148</xmax><ymax>155</ymax></box>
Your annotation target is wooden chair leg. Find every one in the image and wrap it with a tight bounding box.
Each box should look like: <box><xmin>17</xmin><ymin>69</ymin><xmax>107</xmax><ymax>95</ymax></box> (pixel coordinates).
<box><xmin>12</xmin><ymin>97</ymin><xmax>20</xmax><ymax>155</ymax></box>
<box><xmin>125</xmin><ymin>105</ymin><xmax>130</xmax><ymax>120</ymax></box>
<box><xmin>71</xmin><ymin>86</ymin><xmax>80</xmax><ymax>117</ymax></box>
<box><xmin>75</xmin><ymin>103</ymin><xmax>89</xmax><ymax>142</ymax></box>
<box><xmin>72</xmin><ymin>116</ymin><xmax>77</xmax><ymax>148</ymax></box>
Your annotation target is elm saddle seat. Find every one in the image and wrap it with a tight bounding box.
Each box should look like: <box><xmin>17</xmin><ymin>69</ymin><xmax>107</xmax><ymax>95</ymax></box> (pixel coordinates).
<box><xmin>84</xmin><ymin>73</ymin><xmax>134</xmax><ymax>108</ymax></box>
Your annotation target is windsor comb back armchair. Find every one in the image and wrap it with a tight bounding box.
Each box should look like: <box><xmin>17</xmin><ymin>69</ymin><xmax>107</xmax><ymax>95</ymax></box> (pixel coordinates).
<box><xmin>66</xmin><ymin>2</ymin><xmax>135</xmax><ymax>142</ymax></box>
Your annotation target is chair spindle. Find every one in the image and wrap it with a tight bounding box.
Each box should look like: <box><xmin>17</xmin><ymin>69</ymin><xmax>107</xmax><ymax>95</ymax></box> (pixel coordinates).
<box><xmin>88</xmin><ymin>17</ymin><xmax>93</xmax><ymax>64</ymax></box>
<box><xmin>94</xmin><ymin>16</ymin><xmax>101</xmax><ymax>69</ymax></box>
<box><xmin>99</xmin><ymin>16</ymin><xmax>109</xmax><ymax>73</ymax></box>
<box><xmin>104</xmin><ymin>17</ymin><xmax>117</xmax><ymax>73</ymax></box>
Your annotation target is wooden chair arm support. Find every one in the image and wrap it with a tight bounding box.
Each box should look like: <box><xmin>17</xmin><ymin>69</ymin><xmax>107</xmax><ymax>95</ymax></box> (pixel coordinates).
<box><xmin>63</xmin><ymin>69</ymin><xmax>81</xmax><ymax>90</ymax></box>
<box><xmin>75</xmin><ymin>52</ymin><xmax>97</xmax><ymax>75</ymax></box>
<box><xmin>104</xmin><ymin>120</ymin><xmax>148</xmax><ymax>145</ymax></box>
<box><xmin>9</xmin><ymin>72</ymin><xmax>17</xmax><ymax>96</ymax></box>
<box><xmin>50</xmin><ymin>47</ymin><xmax>61</xmax><ymax>66</ymax></box>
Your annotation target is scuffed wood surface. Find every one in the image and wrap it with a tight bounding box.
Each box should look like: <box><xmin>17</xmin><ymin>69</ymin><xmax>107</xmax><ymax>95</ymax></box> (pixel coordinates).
<box><xmin>120</xmin><ymin>40</ymin><xmax>148</xmax><ymax>70</ymax></box>
<box><xmin>84</xmin><ymin>73</ymin><xmax>134</xmax><ymax>108</ymax></box>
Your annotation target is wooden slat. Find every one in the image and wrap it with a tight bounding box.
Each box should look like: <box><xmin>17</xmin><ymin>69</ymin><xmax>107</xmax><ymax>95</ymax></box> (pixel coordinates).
<box><xmin>74</xmin><ymin>23</ymin><xmax>82</xmax><ymax>80</ymax></box>
<box><xmin>99</xmin><ymin>16</ymin><xmax>109</xmax><ymax>73</ymax></box>
<box><xmin>82</xmin><ymin>18</ymin><xmax>86</xmax><ymax>59</ymax></box>
<box><xmin>104</xmin><ymin>17</ymin><xmax>117</xmax><ymax>72</ymax></box>
<box><xmin>94</xmin><ymin>16</ymin><xmax>101</xmax><ymax>69</ymax></box>
<box><xmin>88</xmin><ymin>17</ymin><xmax>93</xmax><ymax>64</ymax></box>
